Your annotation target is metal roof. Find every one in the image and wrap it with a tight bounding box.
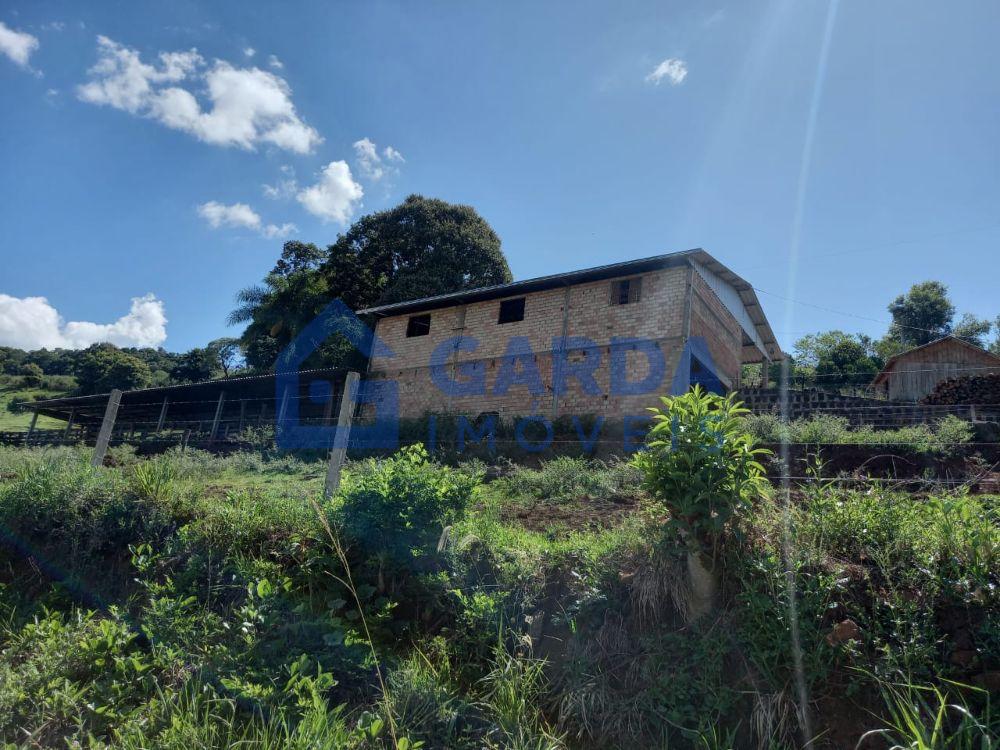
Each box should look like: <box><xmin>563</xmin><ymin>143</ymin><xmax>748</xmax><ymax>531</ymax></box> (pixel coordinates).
<box><xmin>358</xmin><ymin>248</ymin><xmax>784</xmax><ymax>361</ymax></box>
<box><xmin>28</xmin><ymin>368</ymin><xmax>350</xmax><ymax>424</ymax></box>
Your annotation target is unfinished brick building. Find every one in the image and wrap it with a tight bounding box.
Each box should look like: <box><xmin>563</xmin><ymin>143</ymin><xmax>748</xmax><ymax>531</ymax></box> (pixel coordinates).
<box><xmin>358</xmin><ymin>249</ymin><xmax>783</xmax><ymax>421</ymax></box>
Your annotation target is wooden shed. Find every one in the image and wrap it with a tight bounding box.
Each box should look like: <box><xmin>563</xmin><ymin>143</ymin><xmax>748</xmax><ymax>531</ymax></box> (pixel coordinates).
<box><xmin>872</xmin><ymin>336</ymin><xmax>1000</xmax><ymax>402</ymax></box>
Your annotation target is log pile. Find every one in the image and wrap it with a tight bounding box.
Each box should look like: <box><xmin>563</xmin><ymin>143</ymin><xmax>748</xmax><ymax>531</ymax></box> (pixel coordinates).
<box><xmin>922</xmin><ymin>373</ymin><xmax>1000</xmax><ymax>405</ymax></box>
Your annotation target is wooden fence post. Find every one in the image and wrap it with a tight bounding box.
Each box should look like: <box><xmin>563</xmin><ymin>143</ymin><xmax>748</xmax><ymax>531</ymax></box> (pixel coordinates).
<box><xmin>324</xmin><ymin>371</ymin><xmax>360</xmax><ymax>499</ymax></box>
<box><xmin>91</xmin><ymin>390</ymin><xmax>122</xmax><ymax>467</ymax></box>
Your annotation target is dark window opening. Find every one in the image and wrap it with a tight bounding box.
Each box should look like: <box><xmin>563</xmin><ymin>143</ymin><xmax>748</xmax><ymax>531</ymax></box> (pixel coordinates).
<box><xmin>498</xmin><ymin>297</ymin><xmax>526</xmax><ymax>324</ymax></box>
<box><xmin>406</xmin><ymin>314</ymin><xmax>431</xmax><ymax>337</ymax></box>
<box><xmin>610</xmin><ymin>277</ymin><xmax>642</xmax><ymax>305</ymax></box>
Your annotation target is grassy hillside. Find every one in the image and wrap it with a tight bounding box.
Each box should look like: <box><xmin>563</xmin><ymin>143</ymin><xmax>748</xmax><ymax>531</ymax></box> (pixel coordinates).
<box><xmin>0</xmin><ymin>441</ymin><xmax>995</xmax><ymax>749</ymax></box>
<box><xmin>0</xmin><ymin>374</ymin><xmax>73</xmax><ymax>431</ymax></box>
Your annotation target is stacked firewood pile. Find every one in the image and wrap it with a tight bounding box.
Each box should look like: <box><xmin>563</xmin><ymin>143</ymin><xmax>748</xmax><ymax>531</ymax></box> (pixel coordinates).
<box><xmin>922</xmin><ymin>373</ymin><xmax>1000</xmax><ymax>405</ymax></box>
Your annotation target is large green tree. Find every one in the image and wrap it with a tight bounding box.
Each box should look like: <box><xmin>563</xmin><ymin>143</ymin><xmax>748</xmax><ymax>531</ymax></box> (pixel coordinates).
<box><xmin>886</xmin><ymin>281</ymin><xmax>955</xmax><ymax>347</ymax></box>
<box><xmin>74</xmin><ymin>344</ymin><xmax>153</xmax><ymax>395</ymax></box>
<box><xmin>170</xmin><ymin>347</ymin><xmax>219</xmax><ymax>383</ymax></box>
<box><xmin>792</xmin><ymin>331</ymin><xmax>883</xmax><ymax>388</ymax></box>
<box><xmin>231</xmin><ymin>195</ymin><xmax>512</xmax><ymax>372</ymax></box>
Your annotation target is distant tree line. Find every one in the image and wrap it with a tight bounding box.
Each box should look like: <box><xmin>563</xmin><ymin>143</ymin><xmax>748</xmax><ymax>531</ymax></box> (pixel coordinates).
<box><xmin>0</xmin><ymin>337</ymin><xmax>245</xmax><ymax>396</ymax></box>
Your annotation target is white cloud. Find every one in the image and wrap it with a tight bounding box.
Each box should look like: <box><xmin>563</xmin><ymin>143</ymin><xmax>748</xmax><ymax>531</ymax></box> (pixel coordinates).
<box><xmin>197</xmin><ymin>200</ymin><xmax>296</xmax><ymax>238</ymax></box>
<box><xmin>0</xmin><ymin>293</ymin><xmax>167</xmax><ymax>350</ymax></box>
<box><xmin>243</xmin><ymin>46</ymin><xmax>255</xmax><ymax>57</ymax></box>
<box><xmin>645</xmin><ymin>57</ymin><xmax>688</xmax><ymax>86</ymax></box>
<box><xmin>78</xmin><ymin>36</ymin><xmax>322</xmax><ymax>153</ymax></box>
<box><xmin>353</xmin><ymin>137</ymin><xmax>384</xmax><ymax>181</ymax></box>
<box><xmin>704</xmin><ymin>9</ymin><xmax>725</xmax><ymax>27</ymax></box>
<box><xmin>262</xmin><ymin>164</ymin><xmax>298</xmax><ymax>200</ymax></box>
<box><xmin>267</xmin><ymin>54</ymin><xmax>283</xmax><ymax>70</ymax></box>
<box><xmin>296</xmin><ymin>161</ymin><xmax>363</xmax><ymax>224</ymax></box>
<box><xmin>352</xmin><ymin>137</ymin><xmax>404</xmax><ymax>181</ymax></box>
<box><xmin>261</xmin><ymin>222</ymin><xmax>297</xmax><ymax>238</ymax></box>
<box><xmin>0</xmin><ymin>21</ymin><xmax>39</xmax><ymax>68</ymax></box>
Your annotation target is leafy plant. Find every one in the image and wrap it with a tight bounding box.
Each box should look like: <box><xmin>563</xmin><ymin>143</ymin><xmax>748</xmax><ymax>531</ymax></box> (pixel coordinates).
<box><xmin>632</xmin><ymin>386</ymin><xmax>771</xmax><ymax>554</ymax></box>
<box><xmin>336</xmin><ymin>444</ymin><xmax>480</xmax><ymax>565</ymax></box>
<box><xmin>859</xmin><ymin>679</ymin><xmax>997</xmax><ymax>750</ymax></box>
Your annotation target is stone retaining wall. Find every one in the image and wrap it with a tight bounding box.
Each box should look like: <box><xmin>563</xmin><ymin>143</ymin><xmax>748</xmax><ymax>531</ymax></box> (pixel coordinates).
<box><xmin>737</xmin><ymin>387</ymin><xmax>998</xmax><ymax>428</ymax></box>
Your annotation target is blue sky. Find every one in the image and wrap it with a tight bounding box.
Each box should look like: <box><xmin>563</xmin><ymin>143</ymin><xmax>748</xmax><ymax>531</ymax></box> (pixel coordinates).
<box><xmin>1</xmin><ymin>0</ymin><xmax>998</xmax><ymax>354</ymax></box>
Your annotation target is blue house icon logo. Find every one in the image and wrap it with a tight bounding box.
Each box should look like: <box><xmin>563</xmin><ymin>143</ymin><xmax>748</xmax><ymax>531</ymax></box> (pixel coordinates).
<box><xmin>274</xmin><ymin>300</ymin><xmax>399</xmax><ymax>450</ymax></box>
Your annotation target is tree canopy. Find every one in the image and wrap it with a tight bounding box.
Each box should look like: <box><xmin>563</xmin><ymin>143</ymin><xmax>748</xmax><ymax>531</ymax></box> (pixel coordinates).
<box><xmin>887</xmin><ymin>281</ymin><xmax>955</xmax><ymax>347</ymax></box>
<box><xmin>230</xmin><ymin>195</ymin><xmax>512</xmax><ymax>372</ymax></box>
<box><xmin>74</xmin><ymin>344</ymin><xmax>153</xmax><ymax>395</ymax></box>
<box><xmin>792</xmin><ymin>330</ymin><xmax>883</xmax><ymax>388</ymax></box>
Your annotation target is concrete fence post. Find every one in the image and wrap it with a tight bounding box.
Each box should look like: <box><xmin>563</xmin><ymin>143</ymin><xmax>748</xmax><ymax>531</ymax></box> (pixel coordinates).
<box><xmin>156</xmin><ymin>397</ymin><xmax>170</xmax><ymax>433</ymax></box>
<box><xmin>26</xmin><ymin>410</ymin><xmax>38</xmax><ymax>444</ymax></box>
<box><xmin>91</xmin><ymin>389</ymin><xmax>122</xmax><ymax>467</ymax></box>
<box><xmin>63</xmin><ymin>407</ymin><xmax>76</xmax><ymax>442</ymax></box>
<box><xmin>276</xmin><ymin>386</ymin><xmax>291</xmax><ymax>436</ymax></box>
<box><xmin>208</xmin><ymin>391</ymin><xmax>226</xmax><ymax>445</ymax></box>
<box><xmin>324</xmin><ymin>371</ymin><xmax>360</xmax><ymax>499</ymax></box>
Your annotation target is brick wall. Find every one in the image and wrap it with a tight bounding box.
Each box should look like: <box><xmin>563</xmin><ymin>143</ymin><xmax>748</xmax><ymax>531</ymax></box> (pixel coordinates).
<box><xmin>688</xmin><ymin>271</ymin><xmax>743</xmax><ymax>388</ymax></box>
<box><xmin>367</xmin><ymin>262</ymin><xmax>746</xmax><ymax>420</ymax></box>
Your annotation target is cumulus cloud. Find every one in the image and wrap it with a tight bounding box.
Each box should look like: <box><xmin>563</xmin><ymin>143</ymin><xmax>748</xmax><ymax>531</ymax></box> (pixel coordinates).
<box><xmin>645</xmin><ymin>57</ymin><xmax>688</xmax><ymax>86</ymax></box>
<box><xmin>296</xmin><ymin>161</ymin><xmax>363</xmax><ymax>224</ymax></box>
<box><xmin>0</xmin><ymin>293</ymin><xmax>167</xmax><ymax>350</ymax></box>
<box><xmin>0</xmin><ymin>21</ymin><xmax>39</xmax><ymax>69</ymax></box>
<box><xmin>353</xmin><ymin>137</ymin><xmax>404</xmax><ymax>181</ymax></box>
<box><xmin>77</xmin><ymin>36</ymin><xmax>322</xmax><ymax>153</ymax></box>
<box><xmin>197</xmin><ymin>200</ymin><xmax>296</xmax><ymax>238</ymax></box>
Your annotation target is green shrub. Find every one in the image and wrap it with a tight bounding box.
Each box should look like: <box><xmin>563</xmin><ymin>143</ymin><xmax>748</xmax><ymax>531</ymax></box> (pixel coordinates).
<box><xmin>742</xmin><ymin>413</ymin><xmax>788</xmax><ymax>443</ymax></box>
<box><xmin>336</xmin><ymin>444</ymin><xmax>480</xmax><ymax>565</ymax></box>
<box><xmin>632</xmin><ymin>386</ymin><xmax>770</xmax><ymax>552</ymax></box>
<box><xmin>17</xmin><ymin>363</ymin><xmax>44</xmax><ymax>388</ymax></box>
<box><xmin>789</xmin><ymin>414</ymin><xmax>851</xmax><ymax>444</ymax></box>
<box><xmin>931</xmin><ymin>415</ymin><xmax>975</xmax><ymax>457</ymax></box>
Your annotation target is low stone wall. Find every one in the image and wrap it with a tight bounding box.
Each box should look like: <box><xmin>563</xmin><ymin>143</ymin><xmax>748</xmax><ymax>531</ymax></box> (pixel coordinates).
<box><xmin>737</xmin><ymin>387</ymin><xmax>996</xmax><ymax>428</ymax></box>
